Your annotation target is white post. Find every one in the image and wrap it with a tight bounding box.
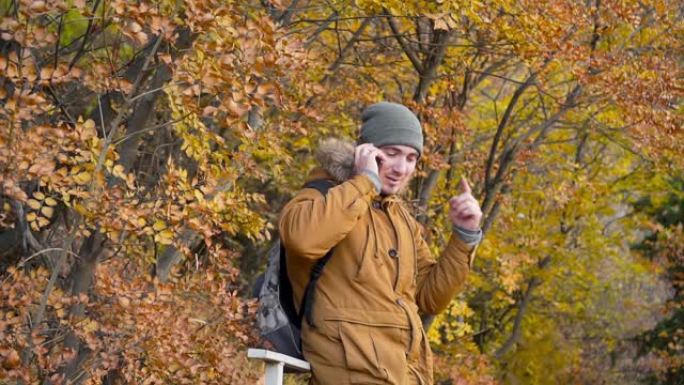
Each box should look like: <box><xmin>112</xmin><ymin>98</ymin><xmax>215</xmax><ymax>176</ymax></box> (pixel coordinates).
<box><xmin>264</xmin><ymin>362</ymin><xmax>285</xmax><ymax>385</ymax></box>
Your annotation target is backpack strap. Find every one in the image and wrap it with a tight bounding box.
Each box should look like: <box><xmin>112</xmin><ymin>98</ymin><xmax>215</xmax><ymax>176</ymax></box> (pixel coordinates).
<box><xmin>299</xmin><ymin>249</ymin><xmax>334</xmax><ymax>328</ymax></box>
<box><xmin>278</xmin><ymin>241</ymin><xmax>299</xmax><ymax>327</ymax></box>
<box><xmin>289</xmin><ymin>179</ymin><xmax>336</xmax><ymax>329</ymax></box>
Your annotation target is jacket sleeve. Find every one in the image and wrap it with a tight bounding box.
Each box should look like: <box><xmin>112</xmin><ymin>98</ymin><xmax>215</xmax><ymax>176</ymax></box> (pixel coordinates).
<box><xmin>279</xmin><ymin>174</ymin><xmax>377</xmax><ymax>260</ymax></box>
<box><xmin>414</xmin><ymin>226</ymin><xmax>477</xmax><ymax>315</ymax></box>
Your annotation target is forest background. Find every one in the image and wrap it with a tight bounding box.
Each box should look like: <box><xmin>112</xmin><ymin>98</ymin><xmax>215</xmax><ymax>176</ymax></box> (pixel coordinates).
<box><xmin>0</xmin><ymin>0</ymin><xmax>683</xmax><ymax>384</ymax></box>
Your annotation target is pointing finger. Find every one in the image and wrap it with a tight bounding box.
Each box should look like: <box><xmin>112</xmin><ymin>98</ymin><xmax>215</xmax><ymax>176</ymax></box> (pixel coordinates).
<box><xmin>459</xmin><ymin>177</ymin><xmax>472</xmax><ymax>194</ymax></box>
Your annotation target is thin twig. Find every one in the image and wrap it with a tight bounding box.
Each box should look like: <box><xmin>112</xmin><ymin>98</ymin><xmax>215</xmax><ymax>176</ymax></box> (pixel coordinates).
<box><xmin>18</xmin><ymin>247</ymin><xmax>82</xmax><ymax>268</ymax></box>
<box><xmin>54</xmin><ymin>13</ymin><xmax>64</xmax><ymax>68</ymax></box>
<box><xmin>93</xmin><ymin>34</ymin><xmax>163</xmax><ymax>177</ymax></box>
<box><xmin>45</xmin><ymin>86</ymin><xmax>76</xmax><ymax>125</ymax></box>
<box><xmin>385</xmin><ymin>10</ymin><xmax>424</xmax><ymax>73</ymax></box>
<box><xmin>68</xmin><ymin>0</ymin><xmax>102</xmax><ymax>70</ymax></box>
<box><xmin>127</xmin><ymin>84</ymin><xmax>170</xmax><ymax>103</ymax></box>
<box><xmin>97</xmin><ymin>94</ymin><xmax>107</xmax><ymax>139</ymax></box>
<box><xmin>112</xmin><ymin>114</ymin><xmax>189</xmax><ymax>146</ymax></box>
<box><xmin>303</xmin><ymin>11</ymin><xmax>339</xmax><ymax>48</ymax></box>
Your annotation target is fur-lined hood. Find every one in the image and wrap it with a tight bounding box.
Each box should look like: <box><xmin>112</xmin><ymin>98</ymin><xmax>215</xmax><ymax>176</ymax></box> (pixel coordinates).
<box><xmin>312</xmin><ymin>138</ymin><xmax>356</xmax><ymax>183</ymax></box>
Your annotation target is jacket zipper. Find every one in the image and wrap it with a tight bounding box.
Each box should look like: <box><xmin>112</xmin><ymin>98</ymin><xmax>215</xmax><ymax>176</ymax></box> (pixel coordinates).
<box><xmin>392</xmin><ymin>203</ymin><xmax>424</xmax><ymax>361</ymax></box>
<box><xmin>384</xmin><ymin>203</ymin><xmax>401</xmax><ymax>291</ymax></box>
<box><xmin>378</xmin><ymin>201</ymin><xmax>419</xmax><ymax>358</ymax></box>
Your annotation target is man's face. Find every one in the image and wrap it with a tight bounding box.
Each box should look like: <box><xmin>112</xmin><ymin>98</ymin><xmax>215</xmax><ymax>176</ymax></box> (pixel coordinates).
<box><xmin>377</xmin><ymin>145</ymin><xmax>419</xmax><ymax>195</ymax></box>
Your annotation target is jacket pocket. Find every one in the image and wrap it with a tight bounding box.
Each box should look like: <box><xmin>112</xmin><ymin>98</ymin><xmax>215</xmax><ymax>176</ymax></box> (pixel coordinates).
<box><xmin>338</xmin><ymin>321</ymin><xmax>407</xmax><ymax>384</ymax></box>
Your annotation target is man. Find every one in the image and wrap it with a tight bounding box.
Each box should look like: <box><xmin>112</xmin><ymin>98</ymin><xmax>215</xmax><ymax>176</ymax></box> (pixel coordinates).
<box><xmin>279</xmin><ymin>102</ymin><xmax>482</xmax><ymax>385</ymax></box>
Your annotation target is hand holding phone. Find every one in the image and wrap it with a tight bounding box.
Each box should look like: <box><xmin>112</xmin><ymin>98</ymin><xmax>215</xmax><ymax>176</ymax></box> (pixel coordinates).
<box><xmin>353</xmin><ymin>143</ymin><xmax>387</xmax><ymax>176</ymax></box>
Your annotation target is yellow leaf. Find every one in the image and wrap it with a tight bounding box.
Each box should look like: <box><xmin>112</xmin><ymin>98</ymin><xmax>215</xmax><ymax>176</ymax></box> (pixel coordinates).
<box><xmin>41</xmin><ymin>206</ymin><xmax>54</xmax><ymax>218</ymax></box>
<box><xmin>153</xmin><ymin>220</ymin><xmax>167</xmax><ymax>231</ymax></box>
<box><xmin>45</xmin><ymin>197</ymin><xmax>57</xmax><ymax>206</ymax></box>
<box><xmin>33</xmin><ymin>191</ymin><xmax>45</xmax><ymax>200</ymax></box>
<box><xmin>73</xmin><ymin>203</ymin><xmax>88</xmax><ymax>216</ymax></box>
<box><xmin>37</xmin><ymin>217</ymin><xmax>49</xmax><ymax>227</ymax></box>
<box><xmin>73</xmin><ymin>172</ymin><xmax>91</xmax><ymax>184</ymax></box>
<box><xmin>80</xmin><ymin>119</ymin><xmax>97</xmax><ymax>140</ymax></box>
<box><xmin>83</xmin><ymin>318</ymin><xmax>98</xmax><ymax>333</ymax></box>
<box><xmin>108</xmin><ymin>230</ymin><xmax>120</xmax><ymax>241</ymax></box>
<box><xmin>27</xmin><ymin>199</ymin><xmax>41</xmax><ymax>210</ymax></box>
<box><xmin>84</xmin><ymin>119</ymin><xmax>96</xmax><ymax>130</ymax></box>
<box><xmin>26</xmin><ymin>212</ymin><xmax>37</xmax><ymax>222</ymax></box>
<box><xmin>155</xmin><ymin>229</ymin><xmax>174</xmax><ymax>245</ymax></box>
<box><xmin>112</xmin><ymin>164</ymin><xmax>125</xmax><ymax>178</ymax></box>
<box><xmin>137</xmin><ymin>217</ymin><xmax>146</xmax><ymax>227</ymax></box>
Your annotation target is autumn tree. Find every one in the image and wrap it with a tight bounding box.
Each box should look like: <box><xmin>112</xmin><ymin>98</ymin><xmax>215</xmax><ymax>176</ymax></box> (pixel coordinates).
<box><xmin>0</xmin><ymin>0</ymin><xmax>316</xmax><ymax>383</ymax></box>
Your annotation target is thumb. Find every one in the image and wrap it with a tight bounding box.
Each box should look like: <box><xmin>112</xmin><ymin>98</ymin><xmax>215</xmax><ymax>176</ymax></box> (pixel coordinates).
<box><xmin>459</xmin><ymin>177</ymin><xmax>472</xmax><ymax>194</ymax></box>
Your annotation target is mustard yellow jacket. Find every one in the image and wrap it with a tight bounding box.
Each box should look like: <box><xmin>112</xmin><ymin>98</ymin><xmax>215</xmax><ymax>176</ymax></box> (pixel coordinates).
<box><xmin>279</xmin><ymin>139</ymin><xmax>476</xmax><ymax>385</ymax></box>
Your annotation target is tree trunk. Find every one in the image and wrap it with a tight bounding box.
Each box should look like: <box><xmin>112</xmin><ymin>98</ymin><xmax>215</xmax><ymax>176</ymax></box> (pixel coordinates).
<box><xmin>63</xmin><ymin>232</ymin><xmax>105</xmax><ymax>383</ymax></box>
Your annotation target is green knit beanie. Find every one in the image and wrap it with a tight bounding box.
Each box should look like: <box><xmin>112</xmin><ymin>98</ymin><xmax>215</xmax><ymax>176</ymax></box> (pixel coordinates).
<box><xmin>359</xmin><ymin>102</ymin><xmax>423</xmax><ymax>155</ymax></box>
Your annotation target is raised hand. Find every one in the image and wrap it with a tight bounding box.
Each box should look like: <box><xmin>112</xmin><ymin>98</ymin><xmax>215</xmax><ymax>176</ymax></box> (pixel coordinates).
<box><xmin>448</xmin><ymin>178</ymin><xmax>482</xmax><ymax>231</ymax></box>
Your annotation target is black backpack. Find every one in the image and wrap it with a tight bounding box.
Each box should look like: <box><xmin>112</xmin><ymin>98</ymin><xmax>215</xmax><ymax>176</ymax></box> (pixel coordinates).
<box><xmin>253</xmin><ymin>179</ymin><xmax>336</xmax><ymax>360</ymax></box>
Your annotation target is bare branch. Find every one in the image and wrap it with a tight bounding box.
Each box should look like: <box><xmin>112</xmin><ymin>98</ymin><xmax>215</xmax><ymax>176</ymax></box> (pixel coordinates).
<box><xmin>94</xmin><ymin>34</ymin><xmax>163</xmax><ymax>175</ymax></box>
<box><xmin>67</xmin><ymin>0</ymin><xmax>102</xmax><ymax>70</ymax></box>
<box><xmin>413</xmin><ymin>29</ymin><xmax>451</xmax><ymax>102</ymax></box>
<box><xmin>328</xmin><ymin>16</ymin><xmax>372</xmax><ymax>73</ymax></box>
<box><xmin>277</xmin><ymin>0</ymin><xmax>301</xmax><ymax>26</ymax></box>
<box><xmin>385</xmin><ymin>11</ymin><xmax>424</xmax><ymax>74</ymax></box>
<box><xmin>416</xmin><ymin>169</ymin><xmax>441</xmax><ymax>224</ymax></box>
<box><xmin>303</xmin><ymin>11</ymin><xmax>339</xmax><ymax>48</ymax></box>
<box><xmin>494</xmin><ymin>256</ymin><xmax>551</xmax><ymax>359</ymax></box>
<box><xmin>483</xmin><ymin>70</ymin><xmax>539</xmax><ymax>190</ymax></box>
